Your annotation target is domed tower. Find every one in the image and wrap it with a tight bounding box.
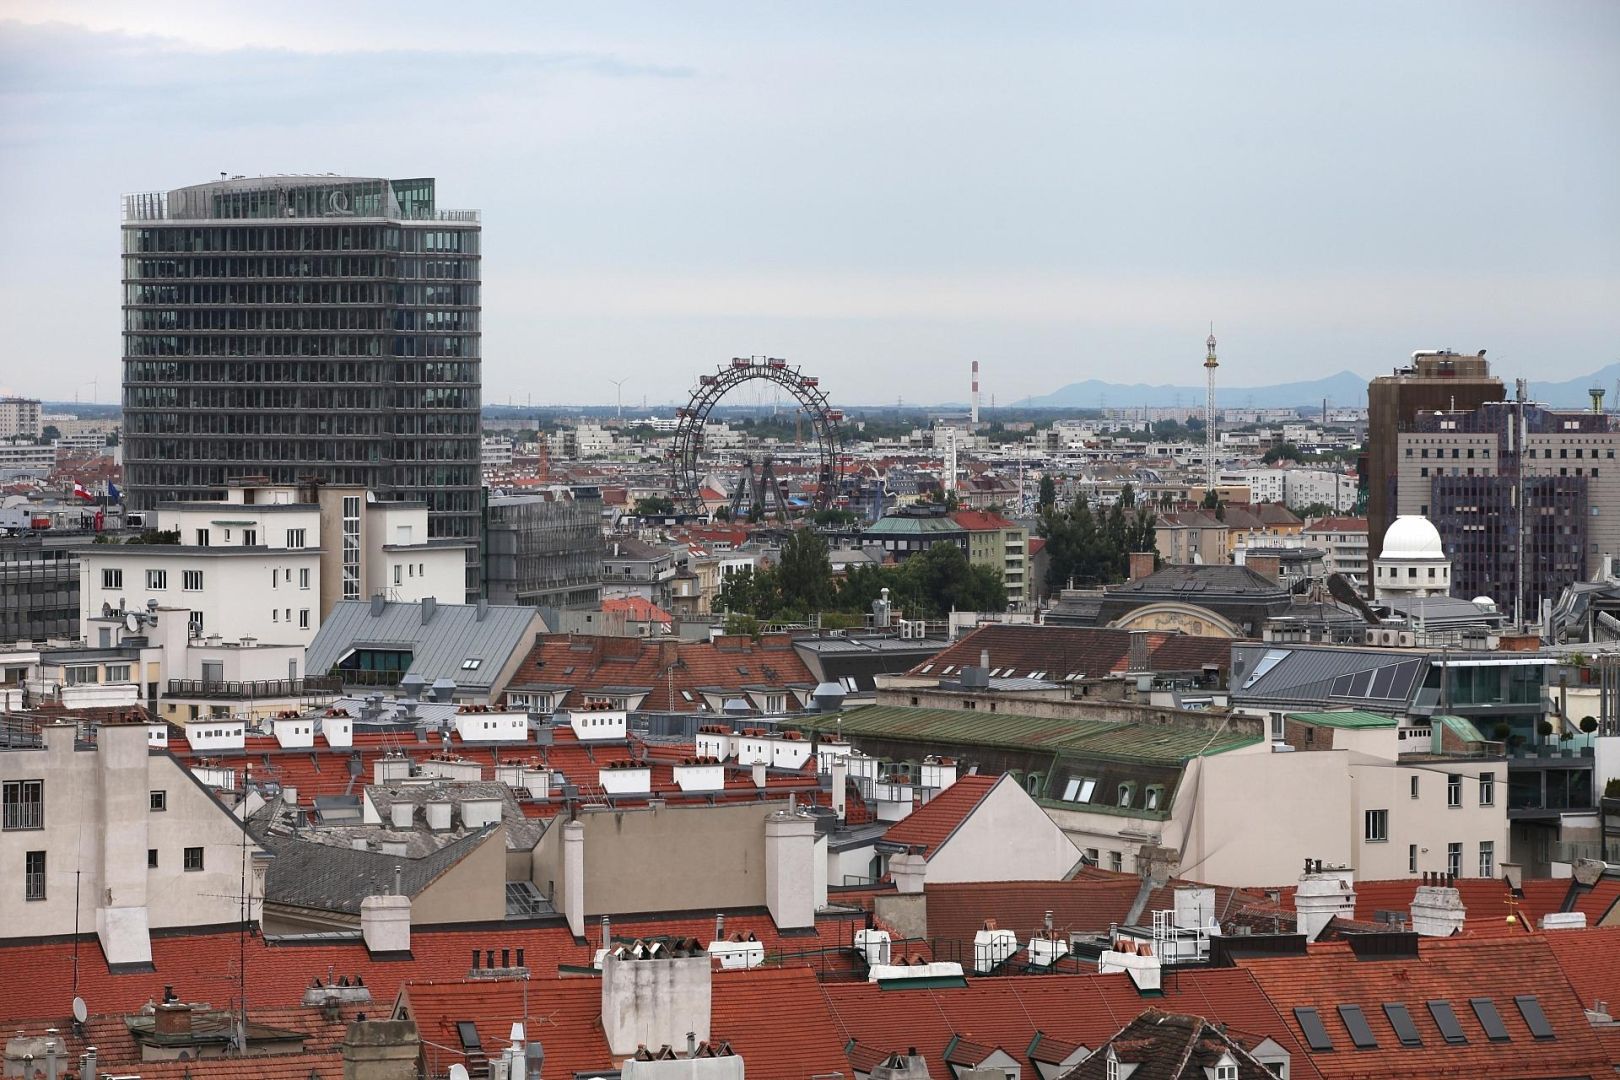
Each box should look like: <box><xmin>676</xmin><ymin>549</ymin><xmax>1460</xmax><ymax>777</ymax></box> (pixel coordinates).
<box><xmin>1374</xmin><ymin>515</ymin><xmax>1452</xmax><ymax>600</ymax></box>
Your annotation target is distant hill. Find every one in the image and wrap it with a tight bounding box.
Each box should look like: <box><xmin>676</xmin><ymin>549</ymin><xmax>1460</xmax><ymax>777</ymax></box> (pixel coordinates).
<box><xmin>1028</xmin><ymin>361</ymin><xmax>1620</xmax><ymax>411</ymax></box>
<box><xmin>1028</xmin><ymin>370</ymin><xmax>1371</xmax><ymax>410</ymax></box>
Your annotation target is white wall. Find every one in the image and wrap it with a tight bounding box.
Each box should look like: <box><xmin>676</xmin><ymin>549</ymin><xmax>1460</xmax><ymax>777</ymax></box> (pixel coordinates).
<box><xmin>925</xmin><ymin>776</ymin><xmax>1083</xmax><ymax>883</ymax></box>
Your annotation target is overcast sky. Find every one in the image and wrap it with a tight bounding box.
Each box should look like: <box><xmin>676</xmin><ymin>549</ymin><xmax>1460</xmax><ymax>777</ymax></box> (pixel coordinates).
<box><xmin>1</xmin><ymin>1</ymin><xmax>1615</xmax><ymax>407</ymax></box>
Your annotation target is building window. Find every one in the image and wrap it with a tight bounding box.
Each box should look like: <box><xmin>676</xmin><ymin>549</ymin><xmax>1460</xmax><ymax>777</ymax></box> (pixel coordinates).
<box><xmin>196</xmin><ymin>528</ymin><xmax>210</xmax><ymax>547</ymax></box>
<box><xmin>1409</xmin><ymin>843</ymin><xmax>1418</xmax><ymax>873</ymax></box>
<box><xmin>150</xmin><ymin>790</ymin><xmax>166</xmax><ymax>812</ymax></box>
<box><xmin>3</xmin><ymin>780</ymin><xmax>44</xmax><ymax>830</ymax></box>
<box><xmin>1479</xmin><ymin>772</ymin><xmax>1494</xmax><ymax>806</ymax></box>
<box><xmin>148</xmin><ymin>849</ymin><xmax>158</xmax><ymax>869</ymax></box>
<box><xmin>341</xmin><ymin>496</ymin><xmax>361</xmax><ymax>600</ymax></box>
<box><xmin>1447</xmin><ymin>842</ymin><xmax>1462</xmax><ymax>878</ymax></box>
<box><xmin>1479</xmin><ymin>841</ymin><xmax>1494</xmax><ymax>878</ymax></box>
<box><xmin>183</xmin><ymin>847</ymin><xmax>204</xmax><ymax>872</ymax></box>
<box><xmin>183</xmin><ymin>569</ymin><xmax>203</xmax><ymax>591</ymax></box>
<box><xmin>1364</xmin><ymin>809</ymin><xmax>1388</xmax><ymax>842</ymax></box>
<box><xmin>146</xmin><ymin>568</ymin><xmax>167</xmax><ymax>590</ymax></box>
<box><xmin>102</xmin><ymin>568</ymin><xmax>123</xmax><ymax>589</ymax></box>
<box><xmin>1410</xmin><ymin>775</ymin><xmax>1419</xmax><ymax>799</ymax></box>
<box><xmin>24</xmin><ymin>851</ymin><xmax>45</xmax><ymax>901</ymax></box>
<box><xmin>286</xmin><ymin>528</ymin><xmax>306</xmax><ymax>549</ymax></box>
<box><xmin>299</xmin><ymin>609</ymin><xmax>310</xmax><ymax>630</ymax></box>
<box><xmin>1447</xmin><ymin>774</ymin><xmax>1461</xmax><ymax>807</ymax></box>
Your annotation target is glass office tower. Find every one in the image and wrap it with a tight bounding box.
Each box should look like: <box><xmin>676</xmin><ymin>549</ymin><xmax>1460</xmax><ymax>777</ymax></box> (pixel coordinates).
<box><xmin>121</xmin><ymin>175</ymin><xmax>482</xmax><ymax>596</ymax></box>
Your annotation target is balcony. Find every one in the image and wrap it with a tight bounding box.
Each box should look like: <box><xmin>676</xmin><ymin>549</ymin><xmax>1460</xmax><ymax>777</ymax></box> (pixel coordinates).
<box><xmin>166</xmin><ymin>676</ymin><xmax>341</xmax><ymax>699</ymax></box>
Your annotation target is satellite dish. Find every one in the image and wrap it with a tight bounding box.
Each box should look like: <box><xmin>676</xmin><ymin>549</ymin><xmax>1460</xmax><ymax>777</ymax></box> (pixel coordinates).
<box><xmin>72</xmin><ymin>996</ymin><xmax>87</xmax><ymax>1023</ymax></box>
<box><xmin>448</xmin><ymin>1067</ymin><xmax>470</xmax><ymax>1080</ymax></box>
<box><xmin>125</xmin><ymin>612</ymin><xmax>142</xmax><ymax>633</ymax></box>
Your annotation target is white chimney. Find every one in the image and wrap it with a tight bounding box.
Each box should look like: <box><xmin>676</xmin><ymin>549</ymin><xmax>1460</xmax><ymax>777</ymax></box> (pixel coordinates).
<box><xmin>1410</xmin><ymin>884</ymin><xmax>1466</xmax><ymax>937</ymax></box>
<box><xmin>426</xmin><ymin>801</ymin><xmax>452</xmax><ymax>831</ymax></box>
<box><xmin>831</xmin><ymin>757</ymin><xmax>848</xmax><ymax>823</ymax></box>
<box><xmin>1292</xmin><ymin>862</ymin><xmax>1356</xmax><ymax>942</ymax></box>
<box><xmin>764</xmin><ymin>807</ymin><xmax>817</xmax><ymax>930</ymax></box>
<box><xmin>562</xmin><ymin>820</ymin><xmax>586</xmax><ymax>940</ymax></box>
<box><xmin>389</xmin><ymin>801</ymin><xmax>414</xmax><ymax>829</ymax></box>
<box><xmin>360</xmin><ymin>893</ymin><xmax>411</xmax><ymax>954</ymax></box>
<box><xmin>600</xmin><ymin>949</ymin><xmax>711</xmax><ymax>1058</ymax></box>
<box><xmin>890</xmin><ymin>851</ymin><xmax>927</xmax><ymax>895</ymax></box>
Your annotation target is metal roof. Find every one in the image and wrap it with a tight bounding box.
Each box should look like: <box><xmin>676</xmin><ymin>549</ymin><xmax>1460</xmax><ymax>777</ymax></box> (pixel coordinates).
<box><xmin>305</xmin><ymin>600</ymin><xmax>543</xmax><ymax>693</ymax></box>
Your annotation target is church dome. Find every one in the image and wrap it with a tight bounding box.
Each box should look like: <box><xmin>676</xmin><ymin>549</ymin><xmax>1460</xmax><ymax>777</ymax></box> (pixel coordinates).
<box><xmin>1381</xmin><ymin>515</ymin><xmax>1446</xmax><ymax>560</ymax></box>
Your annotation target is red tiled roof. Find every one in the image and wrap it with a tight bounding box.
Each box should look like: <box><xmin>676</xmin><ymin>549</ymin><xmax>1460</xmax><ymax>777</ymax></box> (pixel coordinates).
<box><xmin>1240</xmin><ymin>935</ymin><xmax>1610</xmax><ymax>1079</ymax></box>
<box><xmin>905</xmin><ymin>623</ymin><xmax>1232</xmax><ymax>679</ymax></box>
<box><xmin>880</xmin><ymin>774</ymin><xmax>1000</xmax><ymax>857</ymax></box>
<box><xmin>601</xmin><ymin>595</ymin><xmax>673</xmax><ymax>623</ymax></box>
<box><xmin>1544</xmin><ymin>925</ymin><xmax>1620</xmax><ymax>1020</ymax></box>
<box><xmin>507</xmin><ymin>633</ymin><xmax>818</xmax><ymax>713</ymax></box>
<box><xmin>818</xmin><ymin>967</ymin><xmax>1323</xmax><ymax>1079</ymax></box>
<box><xmin>950</xmin><ymin>509</ymin><xmax>1017</xmax><ymax>531</ymax></box>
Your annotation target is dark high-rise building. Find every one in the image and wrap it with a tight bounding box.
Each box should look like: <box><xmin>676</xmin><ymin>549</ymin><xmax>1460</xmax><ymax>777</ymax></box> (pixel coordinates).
<box><xmin>1366</xmin><ymin>351</ymin><xmax>1502</xmax><ymax>560</ymax></box>
<box><xmin>121</xmin><ymin>175</ymin><xmax>482</xmax><ymax>596</ymax></box>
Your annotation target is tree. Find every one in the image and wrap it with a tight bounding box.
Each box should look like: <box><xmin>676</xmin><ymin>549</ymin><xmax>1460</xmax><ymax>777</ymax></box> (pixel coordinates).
<box><xmin>633</xmin><ymin>495</ymin><xmax>675</xmax><ymax>517</ymax></box>
<box><xmin>1038</xmin><ymin>475</ymin><xmax>1057</xmax><ymax>510</ymax></box>
<box><xmin>1263</xmin><ymin>442</ymin><xmax>1303</xmax><ymax>464</ymax></box>
<box><xmin>775</xmin><ymin>529</ymin><xmax>834</xmax><ymax>617</ymax></box>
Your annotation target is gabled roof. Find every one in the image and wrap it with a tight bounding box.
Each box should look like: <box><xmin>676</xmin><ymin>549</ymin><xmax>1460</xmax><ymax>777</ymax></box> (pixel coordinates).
<box><xmin>1240</xmin><ymin>935</ymin><xmax>1611</xmax><ymax>1079</ymax></box>
<box><xmin>881</xmin><ymin>774</ymin><xmax>1001</xmax><ymax>856</ymax></box>
<box><xmin>507</xmin><ymin>633</ymin><xmax>818</xmax><ymax>713</ymax></box>
<box><xmin>1061</xmin><ymin>1008</ymin><xmax>1281</xmax><ymax>1079</ymax></box>
<box><xmin>305</xmin><ymin>600</ymin><xmax>543</xmax><ymax>693</ymax></box>
<box><xmin>903</xmin><ymin>623</ymin><xmax>1233</xmax><ymax>680</ymax></box>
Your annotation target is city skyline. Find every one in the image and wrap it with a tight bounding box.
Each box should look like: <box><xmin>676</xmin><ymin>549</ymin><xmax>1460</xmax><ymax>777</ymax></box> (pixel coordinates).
<box><xmin>1</xmin><ymin>1</ymin><xmax>1617</xmax><ymax>405</ymax></box>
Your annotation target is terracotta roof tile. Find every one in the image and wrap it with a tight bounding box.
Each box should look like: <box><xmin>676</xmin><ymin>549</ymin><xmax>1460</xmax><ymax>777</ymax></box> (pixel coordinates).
<box><xmin>880</xmin><ymin>774</ymin><xmax>1000</xmax><ymax>856</ymax></box>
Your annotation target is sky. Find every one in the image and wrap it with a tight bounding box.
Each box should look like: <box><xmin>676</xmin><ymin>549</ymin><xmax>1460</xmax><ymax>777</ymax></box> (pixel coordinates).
<box><xmin>0</xmin><ymin>1</ymin><xmax>1616</xmax><ymax>407</ymax></box>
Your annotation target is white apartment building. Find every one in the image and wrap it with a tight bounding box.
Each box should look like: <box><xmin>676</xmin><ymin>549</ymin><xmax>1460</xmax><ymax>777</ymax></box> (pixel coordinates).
<box><xmin>78</xmin><ymin>482</ymin><xmax>465</xmax><ymax>646</ymax></box>
<box><xmin>0</xmin><ymin>720</ymin><xmax>268</xmax><ymax>965</ymax></box>
<box><xmin>0</xmin><ymin>397</ymin><xmax>42</xmax><ymax>439</ymax></box>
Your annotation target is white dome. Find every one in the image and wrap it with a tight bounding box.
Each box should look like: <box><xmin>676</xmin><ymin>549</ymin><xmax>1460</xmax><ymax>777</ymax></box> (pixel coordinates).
<box><xmin>1381</xmin><ymin>515</ymin><xmax>1446</xmax><ymax>560</ymax></box>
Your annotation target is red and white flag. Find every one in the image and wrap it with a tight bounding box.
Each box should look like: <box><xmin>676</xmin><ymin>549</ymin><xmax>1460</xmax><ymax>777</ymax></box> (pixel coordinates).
<box><xmin>72</xmin><ymin>482</ymin><xmax>95</xmax><ymax>502</ymax></box>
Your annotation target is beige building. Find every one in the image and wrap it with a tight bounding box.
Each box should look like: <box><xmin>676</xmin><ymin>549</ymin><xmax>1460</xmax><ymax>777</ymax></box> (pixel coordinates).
<box><xmin>0</xmin><ymin>720</ymin><xmax>268</xmax><ymax>965</ymax></box>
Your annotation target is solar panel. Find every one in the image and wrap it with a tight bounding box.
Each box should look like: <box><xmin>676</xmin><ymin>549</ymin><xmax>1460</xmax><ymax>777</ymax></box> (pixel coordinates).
<box><xmin>1470</xmin><ymin>998</ymin><xmax>1511</xmax><ymax>1042</ymax></box>
<box><xmin>1337</xmin><ymin>1005</ymin><xmax>1378</xmax><ymax>1049</ymax></box>
<box><xmin>1514</xmin><ymin>995</ymin><xmax>1556</xmax><ymax>1041</ymax></box>
<box><xmin>1294</xmin><ymin>1007</ymin><xmax>1334</xmax><ymax>1052</ymax></box>
<box><xmin>1427</xmin><ymin>1000</ymin><xmax>1467</xmax><ymax>1044</ymax></box>
<box><xmin>1383</xmin><ymin>1003</ymin><xmax>1423</xmax><ymax>1047</ymax></box>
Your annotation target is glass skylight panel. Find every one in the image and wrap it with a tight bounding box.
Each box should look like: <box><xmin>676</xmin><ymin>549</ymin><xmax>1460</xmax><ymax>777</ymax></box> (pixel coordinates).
<box><xmin>1337</xmin><ymin>1005</ymin><xmax>1378</xmax><ymax>1049</ymax></box>
<box><xmin>1382</xmin><ymin>1003</ymin><xmax>1423</xmax><ymax>1047</ymax></box>
<box><xmin>1470</xmin><ymin>999</ymin><xmax>1511</xmax><ymax>1042</ymax></box>
<box><xmin>1294</xmin><ymin>1007</ymin><xmax>1334</xmax><ymax>1052</ymax></box>
<box><xmin>1240</xmin><ymin>649</ymin><xmax>1291</xmax><ymax>690</ymax></box>
<box><xmin>1514</xmin><ymin>996</ymin><xmax>1555</xmax><ymax>1041</ymax></box>
<box><xmin>1427</xmin><ymin>1001</ymin><xmax>1467</xmax><ymax>1044</ymax></box>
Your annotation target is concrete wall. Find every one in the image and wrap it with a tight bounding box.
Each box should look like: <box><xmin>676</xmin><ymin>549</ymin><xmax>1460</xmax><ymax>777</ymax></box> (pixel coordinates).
<box><xmin>0</xmin><ymin>724</ymin><xmax>265</xmax><ymax>949</ymax></box>
<box><xmin>410</xmin><ymin>825</ymin><xmax>510</xmax><ymax>926</ymax></box>
<box><xmin>925</xmin><ymin>776</ymin><xmax>1082</xmax><ymax>883</ymax></box>
<box><xmin>532</xmin><ymin>802</ymin><xmax>778</xmax><ymax>919</ymax></box>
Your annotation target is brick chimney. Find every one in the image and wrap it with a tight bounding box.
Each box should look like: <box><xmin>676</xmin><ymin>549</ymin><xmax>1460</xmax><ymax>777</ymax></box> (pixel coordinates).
<box><xmin>1246</xmin><ymin>554</ymin><xmax>1281</xmax><ymax>581</ymax></box>
<box><xmin>1128</xmin><ymin>551</ymin><xmax>1157</xmax><ymax>581</ymax></box>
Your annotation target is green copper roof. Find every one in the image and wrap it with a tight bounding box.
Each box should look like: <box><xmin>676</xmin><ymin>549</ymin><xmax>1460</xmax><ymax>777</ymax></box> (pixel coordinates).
<box><xmin>1285</xmin><ymin>710</ymin><xmax>1399</xmax><ymax>729</ymax></box>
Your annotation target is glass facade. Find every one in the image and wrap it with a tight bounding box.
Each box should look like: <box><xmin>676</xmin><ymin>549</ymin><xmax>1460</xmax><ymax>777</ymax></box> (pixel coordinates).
<box><xmin>122</xmin><ymin>176</ymin><xmax>482</xmax><ymax>596</ymax></box>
